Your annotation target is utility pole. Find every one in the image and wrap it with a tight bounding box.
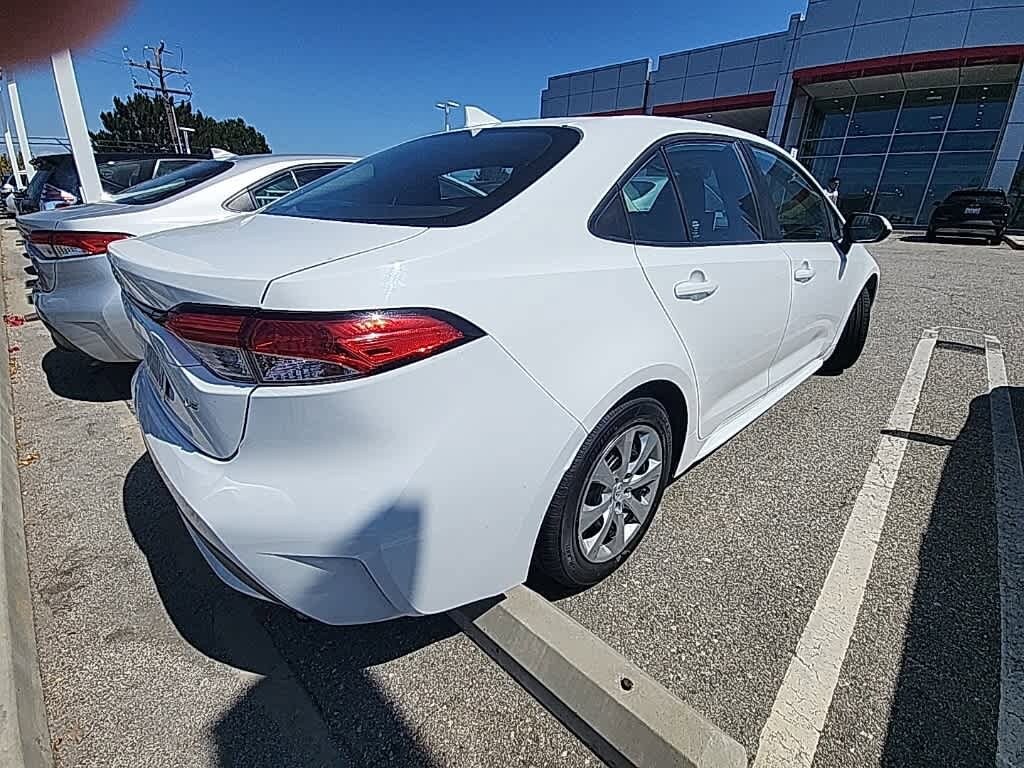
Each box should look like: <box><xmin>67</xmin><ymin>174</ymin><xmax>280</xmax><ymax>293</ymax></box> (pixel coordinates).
<box><xmin>125</xmin><ymin>42</ymin><xmax>191</xmax><ymax>153</ymax></box>
<box><xmin>3</xmin><ymin>70</ymin><xmax>34</xmax><ymax>180</ymax></box>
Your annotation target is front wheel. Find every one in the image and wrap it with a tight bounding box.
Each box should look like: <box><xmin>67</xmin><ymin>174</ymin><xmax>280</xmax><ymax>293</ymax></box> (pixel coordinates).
<box><xmin>820</xmin><ymin>284</ymin><xmax>872</xmax><ymax>375</ymax></box>
<box><xmin>534</xmin><ymin>398</ymin><xmax>673</xmax><ymax>588</ymax></box>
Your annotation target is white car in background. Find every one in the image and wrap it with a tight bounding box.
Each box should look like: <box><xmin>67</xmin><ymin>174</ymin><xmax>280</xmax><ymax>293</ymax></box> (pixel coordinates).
<box><xmin>109</xmin><ymin>117</ymin><xmax>888</xmax><ymax>625</ymax></box>
<box><xmin>21</xmin><ymin>154</ymin><xmax>357</xmax><ymax>362</ymax></box>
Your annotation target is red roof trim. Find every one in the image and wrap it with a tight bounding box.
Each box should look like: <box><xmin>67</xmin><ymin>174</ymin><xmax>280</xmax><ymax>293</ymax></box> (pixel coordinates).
<box><xmin>650</xmin><ymin>91</ymin><xmax>775</xmax><ymax>117</ymax></box>
<box><xmin>793</xmin><ymin>45</ymin><xmax>1024</xmax><ymax>84</ymax></box>
<box><xmin>585</xmin><ymin>107</ymin><xmax>646</xmax><ymax>116</ymax></box>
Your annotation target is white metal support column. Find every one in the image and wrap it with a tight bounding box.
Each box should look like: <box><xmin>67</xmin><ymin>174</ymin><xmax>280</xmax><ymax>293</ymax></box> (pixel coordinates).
<box><xmin>1</xmin><ymin>94</ymin><xmax>25</xmax><ymax>190</ymax></box>
<box><xmin>50</xmin><ymin>50</ymin><xmax>102</xmax><ymax>204</ymax></box>
<box><xmin>4</xmin><ymin>70</ymin><xmax>33</xmax><ymax>181</ymax></box>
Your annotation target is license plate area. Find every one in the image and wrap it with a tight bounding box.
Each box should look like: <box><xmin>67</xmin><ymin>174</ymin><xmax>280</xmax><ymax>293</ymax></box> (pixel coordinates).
<box><xmin>965</xmin><ymin>206</ymin><xmax>981</xmax><ymax>215</ymax></box>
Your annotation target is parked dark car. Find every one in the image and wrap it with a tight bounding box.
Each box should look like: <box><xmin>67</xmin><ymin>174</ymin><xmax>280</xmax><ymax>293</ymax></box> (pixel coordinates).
<box><xmin>16</xmin><ymin>152</ymin><xmax>203</xmax><ymax>216</ymax></box>
<box><xmin>926</xmin><ymin>188</ymin><xmax>1010</xmax><ymax>245</ymax></box>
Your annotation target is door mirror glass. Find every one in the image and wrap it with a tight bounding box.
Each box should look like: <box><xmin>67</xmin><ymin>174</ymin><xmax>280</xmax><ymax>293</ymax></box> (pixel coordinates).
<box><xmin>844</xmin><ymin>212</ymin><xmax>892</xmax><ymax>244</ymax></box>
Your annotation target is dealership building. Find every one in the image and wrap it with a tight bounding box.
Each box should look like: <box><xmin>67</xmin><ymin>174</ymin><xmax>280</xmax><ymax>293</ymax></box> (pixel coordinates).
<box><xmin>540</xmin><ymin>0</ymin><xmax>1024</xmax><ymax>229</ymax></box>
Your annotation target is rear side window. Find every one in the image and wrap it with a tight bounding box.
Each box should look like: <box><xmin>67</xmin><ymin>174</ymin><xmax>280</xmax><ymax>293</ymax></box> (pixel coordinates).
<box><xmin>264</xmin><ymin>126</ymin><xmax>581</xmax><ymax>227</ymax></box>
<box><xmin>252</xmin><ymin>172</ymin><xmax>299</xmax><ymax>208</ymax></box>
<box><xmin>664</xmin><ymin>141</ymin><xmax>761</xmax><ymax>244</ymax></box>
<box><xmin>294</xmin><ymin>165</ymin><xmax>346</xmax><ymax>185</ymax></box>
<box><xmin>620</xmin><ymin>152</ymin><xmax>687</xmax><ymax>245</ymax></box>
<box><xmin>747</xmin><ymin>145</ymin><xmax>834</xmax><ymax>242</ymax></box>
<box><xmin>590</xmin><ymin>193</ymin><xmax>631</xmax><ymax>242</ymax></box>
<box><xmin>98</xmin><ymin>160</ymin><xmax>148</xmax><ymax>192</ymax></box>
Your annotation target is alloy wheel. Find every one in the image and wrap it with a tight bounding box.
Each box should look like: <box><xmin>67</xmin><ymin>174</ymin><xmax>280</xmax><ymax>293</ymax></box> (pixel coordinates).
<box><xmin>576</xmin><ymin>424</ymin><xmax>664</xmax><ymax>563</ymax></box>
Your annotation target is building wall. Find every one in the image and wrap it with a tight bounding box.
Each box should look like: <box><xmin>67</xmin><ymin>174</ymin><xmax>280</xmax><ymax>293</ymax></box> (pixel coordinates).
<box><xmin>538</xmin><ymin>0</ymin><xmax>1024</xmax><ymax>212</ymax></box>
<box><xmin>647</xmin><ymin>31</ymin><xmax>789</xmax><ymax>109</ymax></box>
<box><xmin>540</xmin><ymin>59</ymin><xmax>649</xmax><ymax>118</ymax></box>
<box><xmin>794</xmin><ymin>0</ymin><xmax>1024</xmax><ymax>69</ymax></box>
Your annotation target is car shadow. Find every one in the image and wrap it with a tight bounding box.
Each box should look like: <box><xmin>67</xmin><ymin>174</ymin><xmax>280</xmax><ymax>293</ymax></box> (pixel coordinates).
<box><xmin>41</xmin><ymin>348</ymin><xmax>136</xmax><ymax>402</ymax></box>
<box><xmin>123</xmin><ymin>454</ymin><xmax>454</xmax><ymax>767</ymax></box>
<box><xmin>880</xmin><ymin>387</ymin><xmax>1019</xmax><ymax>765</ymax></box>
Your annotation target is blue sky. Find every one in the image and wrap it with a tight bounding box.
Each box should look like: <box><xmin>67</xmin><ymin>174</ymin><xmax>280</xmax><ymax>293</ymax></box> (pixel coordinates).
<box><xmin>15</xmin><ymin>0</ymin><xmax>804</xmax><ymax>157</ymax></box>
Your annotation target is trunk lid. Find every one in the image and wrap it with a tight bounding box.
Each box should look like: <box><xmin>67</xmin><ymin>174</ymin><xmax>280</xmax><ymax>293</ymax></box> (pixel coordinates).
<box><xmin>108</xmin><ymin>213</ymin><xmax>426</xmax><ymax>310</ymax></box>
<box><xmin>112</xmin><ymin>214</ymin><xmax>427</xmax><ymax>459</ymax></box>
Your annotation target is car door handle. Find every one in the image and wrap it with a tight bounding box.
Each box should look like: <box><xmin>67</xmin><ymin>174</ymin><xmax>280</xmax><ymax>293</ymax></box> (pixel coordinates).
<box><xmin>794</xmin><ymin>263</ymin><xmax>816</xmax><ymax>283</ymax></box>
<box><xmin>674</xmin><ymin>272</ymin><xmax>718</xmax><ymax>301</ymax></box>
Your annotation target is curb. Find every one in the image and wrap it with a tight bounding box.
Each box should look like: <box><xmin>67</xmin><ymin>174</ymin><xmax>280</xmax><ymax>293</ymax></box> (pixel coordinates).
<box><xmin>451</xmin><ymin>586</ymin><xmax>746</xmax><ymax>768</ymax></box>
<box><xmin>0</xmin><ymin>243</ymin><xmax>52</xmax><ymax>768</ymax></box>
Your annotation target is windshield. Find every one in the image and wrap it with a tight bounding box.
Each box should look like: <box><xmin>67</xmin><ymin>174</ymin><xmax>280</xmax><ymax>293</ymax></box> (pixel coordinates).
<box><xmin>112</xmin><ymin>160</ymin><xmax>234</xmax><ymax>205</ymax></box>
<box><xmin>263</xmin><ymin>126</ymin><xmax>580</xmax><ymax>227</ymax></box>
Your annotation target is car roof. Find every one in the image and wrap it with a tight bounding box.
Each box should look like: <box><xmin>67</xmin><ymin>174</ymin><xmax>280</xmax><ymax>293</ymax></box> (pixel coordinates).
<box><xmin>438</xmin><ymin>115</ymin><xmax>777</xmax><ymax>148</ymax></box>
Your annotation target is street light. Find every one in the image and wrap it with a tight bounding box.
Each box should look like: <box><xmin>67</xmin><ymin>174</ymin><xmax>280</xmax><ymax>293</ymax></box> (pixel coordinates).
<box><xmin>434</xmin><ymin>100</ymin><xmax>461</xmax><ymax>132</ymax></box>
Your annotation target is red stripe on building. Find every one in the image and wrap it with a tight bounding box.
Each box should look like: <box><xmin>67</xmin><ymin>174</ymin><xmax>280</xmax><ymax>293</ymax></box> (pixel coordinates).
<box><xmin>793</xmin><ymin>44</ymin><xmax>1024</xmax><ymax>84</ymax></box>
<box><xmin>586</xmin><ymin>107</ymin><xmax>646</xmax><ymax>116</ymax></box>
<box><xmin>650</xmin><ymin>91</ymin><xmax>775</xmax><ymax>117</ymax></box>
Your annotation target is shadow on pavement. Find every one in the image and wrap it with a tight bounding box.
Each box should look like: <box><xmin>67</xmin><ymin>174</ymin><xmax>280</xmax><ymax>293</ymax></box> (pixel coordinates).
<box><xmin>881</xmin><ymin>388</ymin><xmax>1015</xmax><ymax>765</ymax></box>
<box><xmin>41</xmin><ymin>348</ymin><xmax>136</xmax><ymax>402</ymax></box>
<box><xmin>123</xmin><ymin>454</ymin><xmax>454</xmax><ymax>767</ymax></box>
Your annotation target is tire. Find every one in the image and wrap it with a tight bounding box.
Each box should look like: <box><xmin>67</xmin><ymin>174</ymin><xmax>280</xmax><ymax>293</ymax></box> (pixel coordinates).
<box><xmin>925</xmin><ymin>228</ymin><xmax>936</xmax><ymax>242</ymax></box>
<box><xmin>821</xmin><ymin>284</ymin><xmax>872</xmax><ymax>375</ymax></box>
<box><xmin>989</xmin><ymin>235</ymin><xmax>1003</xmax><ymax>246</ymax></box>
<box><xmin>534</xmin><ymin>397</ymin><xmax>674</xmax><ymax>589</ymax></box>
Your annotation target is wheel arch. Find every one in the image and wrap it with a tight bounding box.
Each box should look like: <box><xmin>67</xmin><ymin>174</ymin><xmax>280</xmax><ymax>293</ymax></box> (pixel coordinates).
<box><xmin>612</xmin><ymin>379</ymin><xmax>689</xmax><ymax>475</ymax></box>
<box><xmin>865</xmin><ymin>272</ymin><xmax>878</xmax><ymax>303</ymax></box>
<box><xmin>578</xmin><ymin>364</ymin><xmax>696</xmax><ymax>475</ymax></box>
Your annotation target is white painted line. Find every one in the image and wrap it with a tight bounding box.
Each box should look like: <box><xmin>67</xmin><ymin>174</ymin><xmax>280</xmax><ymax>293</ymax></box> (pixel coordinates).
<box><xmin>985</xmin><ymin>336</ymin><xmax>1024</xmax><ymax>768</ymax></box>
<box><xmin>753</xmin><ymin>330</ymin><xmax>937</xmax><ymax>768</ymax></box>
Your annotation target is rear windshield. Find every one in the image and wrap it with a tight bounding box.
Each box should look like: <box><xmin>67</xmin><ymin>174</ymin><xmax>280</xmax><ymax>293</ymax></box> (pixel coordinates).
<box><xmin>263</xmin><ymin>126</ymin><xmax>581</xmax><ymax>227</ymax></box>
<box><xmin>112</xmin><ymin>160</ymin><xmax>234</xmax><ymax>205</ymax></box>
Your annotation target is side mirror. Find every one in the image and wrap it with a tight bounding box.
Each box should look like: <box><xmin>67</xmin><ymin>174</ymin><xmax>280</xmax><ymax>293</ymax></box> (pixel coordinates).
<box><xmin>843</xmin><ymin>212</ymin><xmax>892</xmax><ymax>249</ymax></box>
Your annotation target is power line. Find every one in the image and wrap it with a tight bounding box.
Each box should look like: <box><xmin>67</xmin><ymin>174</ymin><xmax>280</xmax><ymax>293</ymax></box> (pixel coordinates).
<box><xmin>124</xmin><ymin>41</ymin><xmax>192</xmax><ymax>153</ymax></box>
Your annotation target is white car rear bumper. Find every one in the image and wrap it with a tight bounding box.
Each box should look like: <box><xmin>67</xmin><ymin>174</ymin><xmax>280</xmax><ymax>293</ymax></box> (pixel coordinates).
<box><xmin>34</xmin><ymin>255</ymin><xmax>143</xmax><ymax>362</ymax></box>
<box><xmin>134</xmin><ymin>336</ymin><xmax>586</xmax><ymax>624</ymax></box>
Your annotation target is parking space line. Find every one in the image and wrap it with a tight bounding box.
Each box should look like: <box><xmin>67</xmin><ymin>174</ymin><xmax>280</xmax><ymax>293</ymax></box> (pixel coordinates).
<box><xmin>752</xmin><ymin>330</ymin><xmax>937</xmax><ymax>768</ymax></box>
<box><xmin>985</xmin><ymin>336</ymin><xmax>1024</xmax><ymax>768</ymax></box>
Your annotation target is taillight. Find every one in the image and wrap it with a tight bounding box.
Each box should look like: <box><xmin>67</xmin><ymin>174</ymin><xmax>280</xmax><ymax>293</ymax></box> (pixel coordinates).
<box><xmin>28</xmin><ymin>231</ymin><xmax>132</xmax><ymax>258</ymax></box>
<box><xmin>160</xmin><ymin>307</ymin><xmax>483</xmax><ymax>385</ymax></box>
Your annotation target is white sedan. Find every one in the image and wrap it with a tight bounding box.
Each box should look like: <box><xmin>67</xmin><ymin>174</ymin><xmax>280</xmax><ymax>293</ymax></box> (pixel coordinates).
<box><xmin>109</xmin><ymin>117</ymin><xmax>888</xmax><ymax>624</ymax></box>
<box><xmin>20</xmin><ymin>154</ymin><xmax>357</xmax><ymax>362</ymax></box>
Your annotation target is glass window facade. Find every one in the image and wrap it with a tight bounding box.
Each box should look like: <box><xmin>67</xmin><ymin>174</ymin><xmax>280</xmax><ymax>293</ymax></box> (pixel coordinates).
<box><xmin>799</xmin><ymin>69</ymin><xmax>1019</xmax><ymax>225</ymax></box>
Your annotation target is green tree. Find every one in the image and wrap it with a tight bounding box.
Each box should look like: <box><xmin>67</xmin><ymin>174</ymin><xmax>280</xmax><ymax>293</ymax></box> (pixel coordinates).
<box><xmin>90</xmin><ymin>93</ymin><xmax>270</xmax><ymax>155</ymax></box>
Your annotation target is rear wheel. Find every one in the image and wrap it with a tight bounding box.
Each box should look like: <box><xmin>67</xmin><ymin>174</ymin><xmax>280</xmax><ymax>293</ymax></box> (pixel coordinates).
<box><xmin>820</xmin><ymin>285</ymin><xmax>872</xmax><ymax>375</ymax></box>
<box><xmin>989</xmin><ymin>234</ymin><xmax>1003</xmax><ymax>246</ymax></box>
<box><xmin>534</xmin><ymin>398</ymin><xmax>673</xmax><ymax>588</ymax></box>
<box><xmin>925</xmin><ymin>228</ymin><xmax>936</xmax><ymax>241</ymax></box>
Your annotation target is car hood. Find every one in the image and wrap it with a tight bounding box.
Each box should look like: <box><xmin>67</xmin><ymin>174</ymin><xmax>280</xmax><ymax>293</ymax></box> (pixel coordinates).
<box><xmin>107</xmin><ymin>213</ymin><xmax>428</xmax><ymax>310</ymax></box>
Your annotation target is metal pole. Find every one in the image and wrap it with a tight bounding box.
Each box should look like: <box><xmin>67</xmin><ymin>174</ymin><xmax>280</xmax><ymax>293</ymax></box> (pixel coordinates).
<box><xmin>0</xmin><ymin>92</ymin><xmax>25</xmax><ymax>190</ymax></box>
<box><xmin>5</xmin><ymin>70</ymin><xmax>34</xmax><ymax>180</ymax></box>
<box><xmin>50</xmin><ymin>50</ymin><xmax>103</xmax><ymax>203</ymax></box>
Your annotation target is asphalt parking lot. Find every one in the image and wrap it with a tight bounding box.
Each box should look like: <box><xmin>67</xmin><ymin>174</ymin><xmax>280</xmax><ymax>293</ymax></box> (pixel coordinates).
<box><xmin>4</xmin><ymin>225</ymin><xmax>1023</xmax><ymax>767</ymax></box>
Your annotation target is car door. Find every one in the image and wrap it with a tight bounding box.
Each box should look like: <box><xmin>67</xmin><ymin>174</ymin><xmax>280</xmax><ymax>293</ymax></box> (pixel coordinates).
<box><xmin>627</xmin><ymin>139</ymin><xmax>792</xmax><ymax>439</ymax></box>
<box><xmin>744</xmin><ymin>144</ymin><xmax>848</xmax><ymax>385</ymax></box>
